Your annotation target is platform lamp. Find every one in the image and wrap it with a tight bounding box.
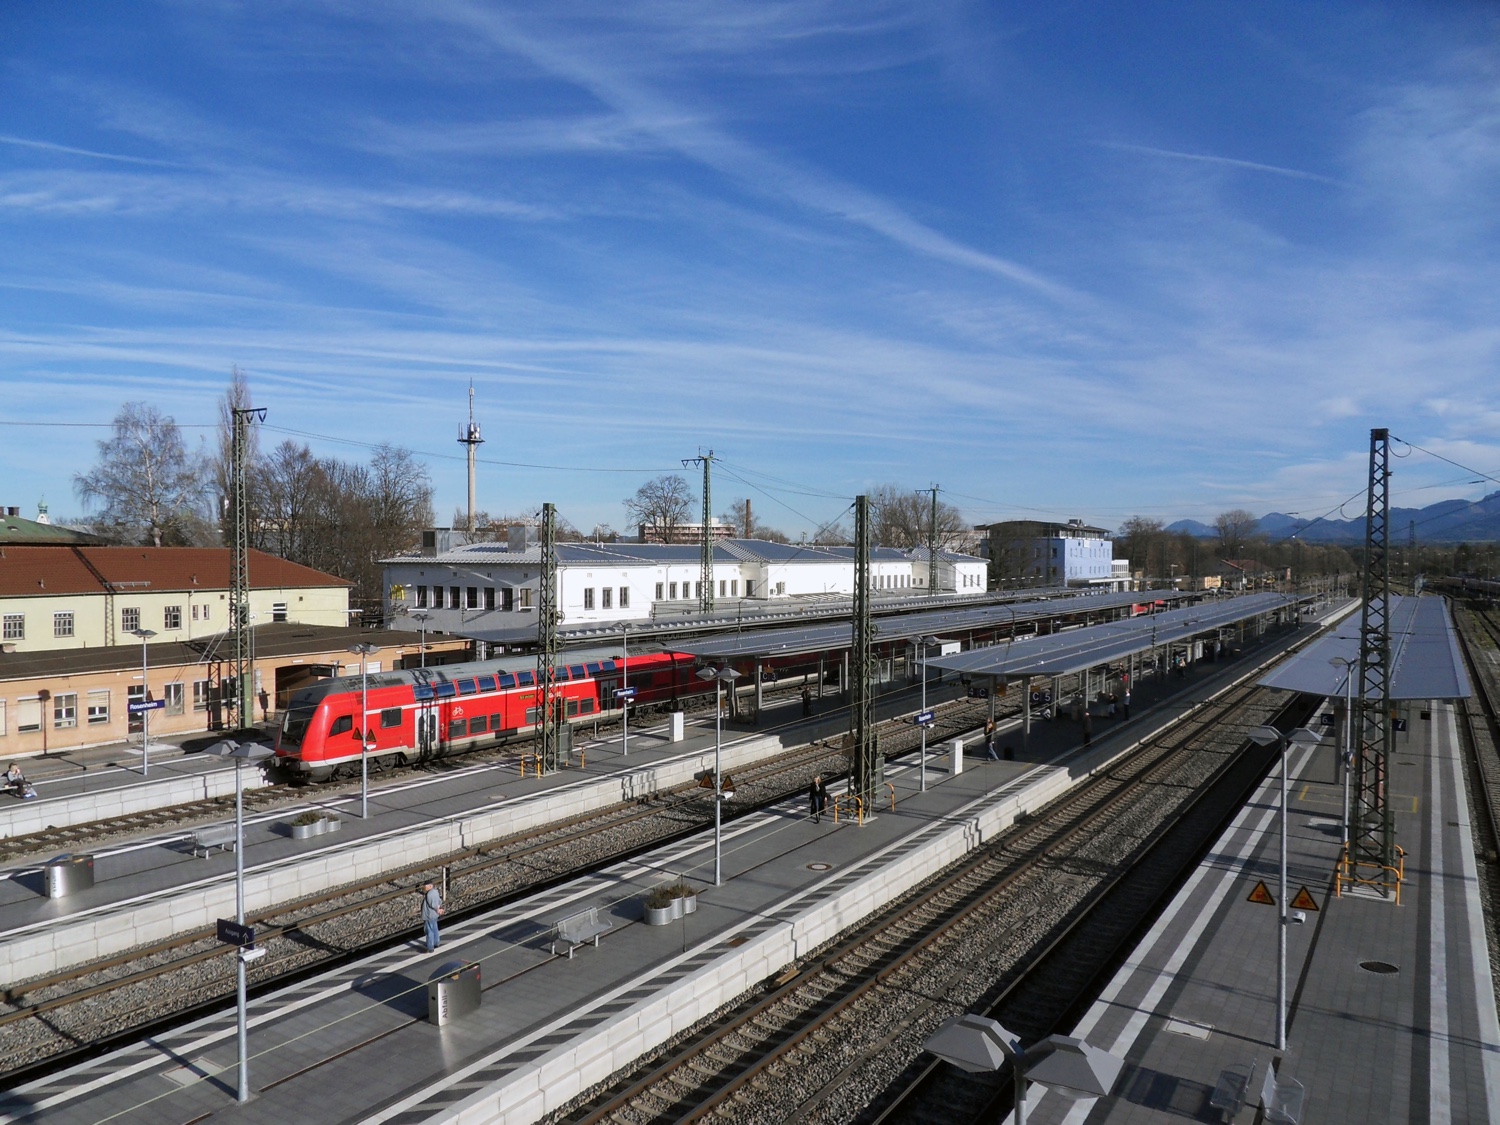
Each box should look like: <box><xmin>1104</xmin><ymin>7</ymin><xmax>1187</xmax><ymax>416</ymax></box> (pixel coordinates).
<box><xmin>410</xmin><ymin>609</ymin><xmax>432</xmax><ymax>669</ymax></box>
<box><xmin>131</xmin><ymin>628</ymin><xmax>158</xmax><ymax>776</ymax></box>
<box><xmin>918</xmin><ymin>635</ymin><xmax>940</xmax><ymax>792</ymax></box>
<box><xmin>1328</xmin><ymin>657</ymin><xmax>1356</xmax><ymax>850</ymax></box>
<box><xmin>348</xmin><ymin>642</ymin><xmax>378</xmax><ymax>819</ymax></box>
<box><xmin>924</xmin><ymin>1014</ymin><xmax>1124</xmax><ymax>1125</ymax></box>
<box><xmin>1246</xmin><ymin>724</ymin><xmax>1322</xmax><ymax>1051</ymax></box>
<box><xmin>619</xmin><ymin>622</ymin><xmax>631</xmax><ymax>758</ymax></box>
<box><xmin>696</xmin><ymin>665</ymin><xmax>741</xmax><ymax>886</ymax></box>
<box><xmin>204</xmin><ymin>738</ymin><xmax>275</xmax><ymax>1104</ymax></box>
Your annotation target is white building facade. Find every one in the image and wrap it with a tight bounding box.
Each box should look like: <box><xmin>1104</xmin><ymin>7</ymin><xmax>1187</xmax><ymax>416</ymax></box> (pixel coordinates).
<box><xmin>981</xmin><ymin>520</ymin><xmax>1126</xmax><ymax>589</ymax></box>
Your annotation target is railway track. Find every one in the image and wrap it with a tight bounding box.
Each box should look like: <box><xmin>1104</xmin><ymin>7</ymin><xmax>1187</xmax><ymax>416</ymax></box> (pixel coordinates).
<box><xmin>1454</xmin><ymin>605</ymin><xmax>1500</xmax><ymax>869</ymax></box>
<box><xmin>0</xmin><ymin>693</ymin><xmax>998</xmax><ymax>1084</ymax></box>
<box><xmin>548</xmin><ymin>677</ymin><xmax>1313</xmax><ymax>1125</ymax></box>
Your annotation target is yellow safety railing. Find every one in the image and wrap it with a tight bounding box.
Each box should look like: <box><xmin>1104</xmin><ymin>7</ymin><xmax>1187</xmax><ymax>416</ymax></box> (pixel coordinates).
<box><xmin>885</xmin><ymin>782</ymin><xmax>897</xmax><ymax>811</ymax></box>
<box><xmin>1335</xmin><ymin>843</ymin><xmax>1405</xmax><ymax>905</ymax></box>
<box><xmin>832</xmin><ymin>794</ymin><xmax>865</xmax><ymax>826</ymax></box>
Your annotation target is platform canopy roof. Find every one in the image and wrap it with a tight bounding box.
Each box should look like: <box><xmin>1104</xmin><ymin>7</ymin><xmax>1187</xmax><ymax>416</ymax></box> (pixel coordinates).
<box><xmin>676</xmin><ymin>590</ymin><xmax>1184</xmax><ymax>663</ymax></box>
<box><xmin>1256</xmin><ymin>596</ymin><xmax>1471</xmax><ymax>700</ymax></box>
<box><xmin>925</xmin><ymin>592</ymin><xmax>1294</xmax><ymax>680</ymax></box>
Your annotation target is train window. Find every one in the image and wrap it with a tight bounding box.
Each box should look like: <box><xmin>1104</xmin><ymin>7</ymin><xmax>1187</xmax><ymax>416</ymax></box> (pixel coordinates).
<box><xmin>578</xmin><ymin>699</ymin><xmax>594</xmax><ymax>715</ymax></box>
<box><xmin>498</xmin><ymin>674</ymin><xmax>516</xmax><ymax>688</ymax></box>
<box><xmin>380</xmin><ymin>708</ymin><xmax>402</xmax><ymax>728</ymax></box>
<box><xmin>525</xmin><ymin>707</ymin><xmax>540</xmax><ymax>724</ymax></box>
<box><xmin>585</xmin><ymin>662</ymin><xmax>602</xmax><ymax>675</ymax></box>
<box><xmin>517</xmin><ymin>671</ymin><xmax>534</xmax><ymax>686</ymax></box>
<box><xmin>330</xmin><ymin>715</ymin><xmax>353</xmax><ymax>735</ymax></box>
<box><xmin>468</xmin><ymin>716</ymin><xmax>488</xmax><ymax>735</ymax></box>
<box><xmin>489</xmin><ymin>712</ymin><xmax>502</xmax><ymax>729</ymax></box>
<box><xmin>413</xmin><ymin>684</ymin><xmax>434</xmax><ymax>701</ymax></box>
<box><xmin>448</xmin><ymin>719</ymin><xmax>466</xmax><ymax>739</ymax></box>
<box><xmin>434</xmin><ymin>682</ymin><xmax>457</xmax><ymax>699</ymax></box>
<box><xmin>477</xmin><ymin>675</ymin><xmax>497</xmax><ymax>692</ymax></box>
<box><xmin>569</xmin><ymin>665</ymin><xmax>586</xmax><ymax>679</ymax></box>
<box><xmin>553</xmin><ymin>667</ymin><xmax>569</xmax><ymax>683</ymax></box>
<box><xmin>456</xmin><ymin>679</ymin><xmax>477</xmax><ymax>695</ymax></box>
<box><xmin>566</xmin><ymin>700</ymin><xmax>579</xmax><ymax>718</ymax></box>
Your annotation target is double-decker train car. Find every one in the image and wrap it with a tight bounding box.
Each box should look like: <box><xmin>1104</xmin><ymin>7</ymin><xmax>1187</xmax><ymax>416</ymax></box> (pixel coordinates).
<box><xmin>275</xmin><ymin>648</ymin><xmax>705</xmax><ymax>781</ymax></box>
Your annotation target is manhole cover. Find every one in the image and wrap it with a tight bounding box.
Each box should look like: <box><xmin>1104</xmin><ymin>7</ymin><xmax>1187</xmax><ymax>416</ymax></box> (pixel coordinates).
<box><xmin>806</xmin><ymin>862</ymin><xmax>832</xmax><ymax>871</ymax></box>
<box><xmin>1360</xmin><ymin>960</ymin><xmax>1399</xmax><ymax>974</ymax></box>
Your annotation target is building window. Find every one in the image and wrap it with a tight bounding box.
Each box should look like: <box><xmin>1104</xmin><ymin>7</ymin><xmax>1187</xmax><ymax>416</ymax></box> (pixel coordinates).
<box><xmin>502</xmin><ymin>588</ymin><xmax>515</xmax><ymax>611</ymax></box>
<box><xmin>87</xmin><ymin>690</ymin><xmax>110</xmax><ymax>725</ymax></box>
<box><xmin>719</xmin><ymin>579</ymin><xmax>726</xmax><ymax>597</ymax></box>
<box><xmin>583</xmin><ymin>588</ymin><xmax>595</xmax><ymax>610</ymax></box>
<box><xmin>201</xmin><ymin>603</ymin><xmax>210</xmax><ymax>621</ymax></box>
<box><xmin>669</xmin><ymin>582</ymin><xmax>678</xmax><ymax>600</ymax></box>
<box><xmin>655</xmin><ymin>583</ymin><xmax>664</xmax><ymax>600</ymax></box>
<box><xmin>731</xmin><ymin>580</ymin><xmax>738</xmax><ymax>596</ymax></box>
<box><xmin>17</xmin><ymin>697</ymin><xmax>42</xmax><ymax>733</ymax></box>
<box><xmin>416</xmin><ymin>585</ymin><xmax>429</xmax><ymax>609</ymax></box>
<box><xmin>192</xmin><ymin>604</ymin><xmax>200</xmax><ymax>621</ymax></box>
<box><xmin>0</xmin><ymin>699</ymin><xmax>6</xmax><ymax>736</ymax></box>
<box><xmin>449</xmin><ymin>586</ymin><xmax>460</xmax><ymax>609</ymax></box>
<box><xmin>619</xmin><ymin>587</ymin><xmax>629</xmax><ymax>608</ymax></box>
<box><xmin>484</xmin><ymin>587</ymin><xmax>495</xmax><ymax>610</ymax></box>
<box><xmin>519</xmin><ymin>588</ymin><xmax>534</xmax><ymax>609</ymax></box>
<box><xmin>272</xmin><ymin>602</ymin><xmax>288</xmax><ymax>623</ymax></box>
<box><xmin>53</xmin><ymin>612</ymin><xmax>74</xmax><ymax>638</ymax></box>
<box><xmin>53</xmin><ymin>693</ymin><xmax>77</xmax><ymax>729</ymax></box>
<box><xmin>164</xmin><ymin>683</ymin><xmax>184</xmax><ymax>716</ymax></box>
<box><xmin>164</xmin><ymin>605</ymin><xmax>183</xmax><ymax>630</ymax></box>
<box><xmin>193</xmin><ymin>680</ymin><xmax>211</xmax><ymax>711</ymax></box>
<box><xmin>466</xmin><ymin>587</ymin><xmax>479</xmax><ymax>609</ymax></box>
<box><xmin>122</xmin><ymin>607</ymin><xmax>140</xmax><ymax>633</ymax></box>
<box><xmin>2</xmin><ymin>614</ymin><xmax>23</xmax><ymax>641</ymax></box>
<box><xmin>601</xmin><ymin>587</ymin><xmax>612</xmax><ymax>610</ymax></box>
<box><xmin>775</xmin><ymin>581</ymin><xmax>785</xmax><ymax>595</ymax></box>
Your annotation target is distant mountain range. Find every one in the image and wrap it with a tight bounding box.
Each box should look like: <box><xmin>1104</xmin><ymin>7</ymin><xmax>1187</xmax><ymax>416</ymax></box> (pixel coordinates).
<box><xmin>1165</xmin><ymin>491</ymin><xmax>1500</xmax><ymax>544</ymax></box>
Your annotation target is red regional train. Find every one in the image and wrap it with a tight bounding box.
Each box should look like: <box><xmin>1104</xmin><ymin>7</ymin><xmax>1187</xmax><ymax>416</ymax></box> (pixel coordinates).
<box><xmin>275</xmin><ymin>648</ymin><xmax>710</xmax><ymax>781</ymax></box>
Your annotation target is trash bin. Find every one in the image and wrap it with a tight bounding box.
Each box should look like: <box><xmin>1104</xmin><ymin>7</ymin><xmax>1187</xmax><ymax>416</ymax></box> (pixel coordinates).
<box><xmin>44</xmin><ymin>854</ymin><xmax>94</xmax><ymax>899</ymax></box>
<box><xmin>427</xmin><ymin>961</ymin><xmax>480</xmax><ymax>1026</ymax></box>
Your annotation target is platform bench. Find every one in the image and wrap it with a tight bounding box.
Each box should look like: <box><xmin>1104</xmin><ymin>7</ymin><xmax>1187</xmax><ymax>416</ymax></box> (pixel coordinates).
<box><xmin>551</xmin><ymin>906</ymin><xmax>612</xmax><ymax>959</ymax></box>
<box><xmin>190</xmin><ymin>823</ymin><xmax>237</xmax><ymax>858</ymax></box>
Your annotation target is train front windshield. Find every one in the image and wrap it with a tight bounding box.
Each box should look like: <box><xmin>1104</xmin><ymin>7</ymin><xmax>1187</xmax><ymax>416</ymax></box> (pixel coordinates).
<box><xmin>280</xmin><ymin>705</ymin><xmax>316</xmax><ymax>750</ymax></box>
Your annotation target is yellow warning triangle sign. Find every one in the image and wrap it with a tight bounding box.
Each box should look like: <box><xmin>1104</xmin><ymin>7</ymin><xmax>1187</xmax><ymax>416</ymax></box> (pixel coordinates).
<box><xmin>1247</xmin><ymin>880</ymin><xmax>1276</xmax><ymax>906</ymax></box>
<box><xmin>1290</xmin><ymin>886</ymin><xmax>1321</xmax><ymax>912</ymax></box>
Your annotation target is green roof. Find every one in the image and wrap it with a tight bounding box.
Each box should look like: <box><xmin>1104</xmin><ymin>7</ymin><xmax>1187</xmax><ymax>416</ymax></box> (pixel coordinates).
<box><xmin>0</xmin><ymin>513</ymin><xmax>102</xmax><ymax>545</ymax></box>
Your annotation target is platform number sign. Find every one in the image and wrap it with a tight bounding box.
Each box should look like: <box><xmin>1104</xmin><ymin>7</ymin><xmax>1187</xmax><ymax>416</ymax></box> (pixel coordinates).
<box><xmin>217</xmin><ymin>918</ymin><xmax>255</xmax><ymax>949</ymax></box>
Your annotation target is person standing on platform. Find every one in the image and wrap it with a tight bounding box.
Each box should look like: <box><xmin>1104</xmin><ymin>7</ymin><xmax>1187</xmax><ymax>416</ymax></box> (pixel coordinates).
<box><xmin>1123</xmin><ymin>690</ymin><xmax>1131</xmax><ymax>719</ymax></box>
<box><xmin>809</xmin><ymin>775</ymin><xmax>829</xmax><ymax>823</ymax></box>
<box><xmin>983</xmin><ymin>719</ymin><xmax>999</xmax><ymax>760</ymax></box>
<box><xmin>802</xmin><ymin>686</ymin><xmax>813</xmax><ymax>718</ymax></box>
<box><xmin>1082</xmin><ymin>708</ymin><xmax>1093</xmax><ymax>747</ymax></box>
<box><xmin>420</xmin><ymin>880</ymin><xmax>444</xmax><ymax>952</ymax></box>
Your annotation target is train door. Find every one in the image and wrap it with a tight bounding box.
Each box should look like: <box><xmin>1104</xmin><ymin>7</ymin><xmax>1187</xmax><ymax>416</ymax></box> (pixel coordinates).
<box><xmin>416</xmin><ymin>705</ymin><xmax>438</xmax><ymax>761</ymax></box>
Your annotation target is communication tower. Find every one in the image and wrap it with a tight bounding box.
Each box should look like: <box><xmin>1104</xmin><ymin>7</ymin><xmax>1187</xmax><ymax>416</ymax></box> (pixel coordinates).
<box><xmin>458</xmin><ymin>384</ymin><xmax>484</xmax><ymax>536</ymax></box>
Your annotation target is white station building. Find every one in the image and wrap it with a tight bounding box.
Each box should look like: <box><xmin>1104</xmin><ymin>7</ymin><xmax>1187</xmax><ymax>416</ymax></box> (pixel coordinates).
<box><xmin>382</xmin><ymin>538</ymin><xmax>989</xmax><ymax>643</ymax></box>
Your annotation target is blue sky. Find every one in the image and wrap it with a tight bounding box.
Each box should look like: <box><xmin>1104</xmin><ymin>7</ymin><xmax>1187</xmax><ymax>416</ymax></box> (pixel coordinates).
<box><xmin>3</xmin><ymin>1</ymin><xmax>1498</xmax><ymax>538</ymax></box>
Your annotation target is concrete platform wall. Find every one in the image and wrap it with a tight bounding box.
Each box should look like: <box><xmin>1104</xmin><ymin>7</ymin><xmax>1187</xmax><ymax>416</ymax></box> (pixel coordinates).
<box><xmin>0</xmin><ymin>769</ymin><xmax>268</xmax><ymax>838</ymax></box>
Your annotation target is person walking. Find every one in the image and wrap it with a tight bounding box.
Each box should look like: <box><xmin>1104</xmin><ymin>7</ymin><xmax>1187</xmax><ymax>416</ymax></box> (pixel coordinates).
<box><xmin>809</xmin><ymin>775</ymin><xmax>829</xmax><ymax>823</ymax></box>
<box><xmin>420</xmin><ymin>880</ymin><xmax>444</xmax><ymax>952</ymax></box>
<box><xmin>801</xmin><ymin>686</ymin><xmax>813</xmax><ymax>718</ymax></box>
<box><xmin>1082</xmin><ymin>708</ymin><xmax>1094</xmax><ymax>747</ymax></box>
<box><xmin>983</xmin><ymin>718</ymin><xmax>999</xmax><ymax>761</ymax></box>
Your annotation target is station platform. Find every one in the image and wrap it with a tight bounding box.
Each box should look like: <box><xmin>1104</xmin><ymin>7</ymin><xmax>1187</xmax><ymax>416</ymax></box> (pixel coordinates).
<box><xmin>1027</xmin><ymin>699</ymin><xmax>1500</xmax><ymax>1125</ymax></box>
<box><xmin>1</xmin><ymin>618</ymin><xmax>1324</xmax><ymax>1125</ymax></box>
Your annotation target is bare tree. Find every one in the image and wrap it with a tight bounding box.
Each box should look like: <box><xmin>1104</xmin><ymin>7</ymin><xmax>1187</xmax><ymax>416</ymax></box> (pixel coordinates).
<box><xmin>1214</xmin><ymin>509</ymin><xmax>1260</xmax><ymax>558</ymax></box>
<box><xmin>868</xmin><ymin>484</ymin><xmax>967</xmax><ymax>549</ymax></box>
<box><xmin>626</xmin><ymin>474</ymin><xmax>695</xmax><ymax>541</ymax></box>
<box><xmin>74</xmin><ymin>403</ymin><xmax>209</xmax><ymax>546</ymax></box>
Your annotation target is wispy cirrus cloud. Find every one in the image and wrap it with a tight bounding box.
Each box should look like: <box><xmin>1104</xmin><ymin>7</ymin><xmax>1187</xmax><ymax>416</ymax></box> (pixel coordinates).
<box><xmin>1100</xmin><ymin>141</ymin><xmax>1340</xmax><ymax>184</ymax></box>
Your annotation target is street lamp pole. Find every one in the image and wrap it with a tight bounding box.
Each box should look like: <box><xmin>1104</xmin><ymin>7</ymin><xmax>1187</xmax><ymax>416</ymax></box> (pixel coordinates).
<box><xmin>206</xmin><ymin>739</ymin><xmax>274</xmax><ymax>1103</ymax></box>
<box><xmin>131</xmin><ymin>628</ymin><xmax>157</xmax><ymax>776</ymax></box>
<box><xmin>1248</xmin><ymin>724</ymin><xmax>1320</xmax><ymax>1051</ymax></box>
<box><xmin>1330</xmin><ymin>657</ymin><xmax>1356</xmax><ymax>849</ymax></box>
<box><xmin>697</xmin><ymin>665</ymin><xmax>740</xmax><ymax>886</ymax></box>
<box><xmin>621</xmin><ymin>623</ymin><xmax>630</xmax><ymax>758</ymax></box>
<box><xmin>918</xmin><ymin>634</ymin><xmax>940</xmax><ymax>792</ymax></box>
<box><xmin>409</xmin><ymin>610</ymin><xmax>429</xmax><ymax>669</ymax></box>
<box><xmin>349</xmin><ymin>642</ymin><xmax>377</xmax><ymax>819</ymax></box>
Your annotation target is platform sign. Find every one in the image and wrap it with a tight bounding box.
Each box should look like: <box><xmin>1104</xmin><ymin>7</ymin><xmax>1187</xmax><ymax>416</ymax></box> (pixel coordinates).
<box><xmin>914</xmin><ymin>710</ymin><xmax>936</xmax><ymax>727</ymax></box>
<box><xmin>1290</xmin><ymin>886</ymin><xmax>1320</xmax><ymax>912</ymax></box>
<box><xmin>1393</xmin><ymin>718</ymin><xmax>1408</xmax><ymax>732</ymax></box>
<box><xmin>967</xmin><ymin>687</ymin><xmax>989</xmax><ymax>699</ymax></box>
<box><xmin>217</xmin><ymin>918</ymin><xmax>255</xmax><ymax>948</ymax></box>
<box><xmin>127</xmin><ymin>699</ymin><xmax>166</xmax><ymax>714</ymax></box>
<box><xmin>1246</xmin><ymin>881</ymin><xmax>1276</xmax><ymax>906</ymax></box>
<box><xmin>1319</xmin><ymin>713</ymin><xmax>1335</xmax><ymax>726</ymax></box>
<box><xmin>614</xmin><ymin>687</ymin><xmax>637</xmax><ymax>702</ymax></box>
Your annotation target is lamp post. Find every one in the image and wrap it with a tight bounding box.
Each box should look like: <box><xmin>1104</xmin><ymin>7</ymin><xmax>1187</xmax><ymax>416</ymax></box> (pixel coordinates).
<box><xmin>620</xmin><ymin>623</ymin><xmax>630</xmax><ymax>757</ymax></box>
<box><xmin>205</xmin><ymin>738</ymin><xmax>275</xmax><ymax>1103</ymax></box>
<box><xmin>409</xmin><ymin>611</ymin><xmax>430</xmax><ymax>669</ymax></box>
<box><xmin>1329</xmin><ymin>657</ymin><xmax>1356</xmax><ymax>850</ymax></box>
<box><xmin>696</xmin><ymin>665</ymin><xmax>741</xmax><ymax>886</ymax></box>
<box><xmin>925</xmin><ymin>1014</ymin><xmax>1124</xmax><ymax>1125</ymax></box>
<box><xmin>1246</xmin><ymin>724</ymin><xmax>1322</xmax><ymax>1051</ymax></box>
<box><xmin>918</xmin><ymin>635</ymin><xmax>940</xmax><ymax>792</ymax></box>
<box><xmin>348</xmin><ymin>642</ymin><xmax>377</xmax><ymax>819</ymax></box>
<box><xmin>131</xmin><ymin>628</ymin><xmax>158</xmax><ymax>776</ymax></box>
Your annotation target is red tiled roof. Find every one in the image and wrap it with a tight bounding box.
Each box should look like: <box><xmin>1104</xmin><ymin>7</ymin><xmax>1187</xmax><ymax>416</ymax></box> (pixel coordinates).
<box><xmin>0</xmin><ymin>547</ymin><xmax>349</xmax><ymax>598</ymax></box>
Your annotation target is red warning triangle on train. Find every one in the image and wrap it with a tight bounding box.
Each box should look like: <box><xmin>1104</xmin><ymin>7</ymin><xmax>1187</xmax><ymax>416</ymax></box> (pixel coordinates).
<box><xmin>1246</xmin><ymin>880</ymin><xmax>1276</xmax><ymax>906</ymax></box>
<box><xmin>1290</xmin><ymin>886</ymin><xmax>1321</xmax><ymax>912</ymax></box>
